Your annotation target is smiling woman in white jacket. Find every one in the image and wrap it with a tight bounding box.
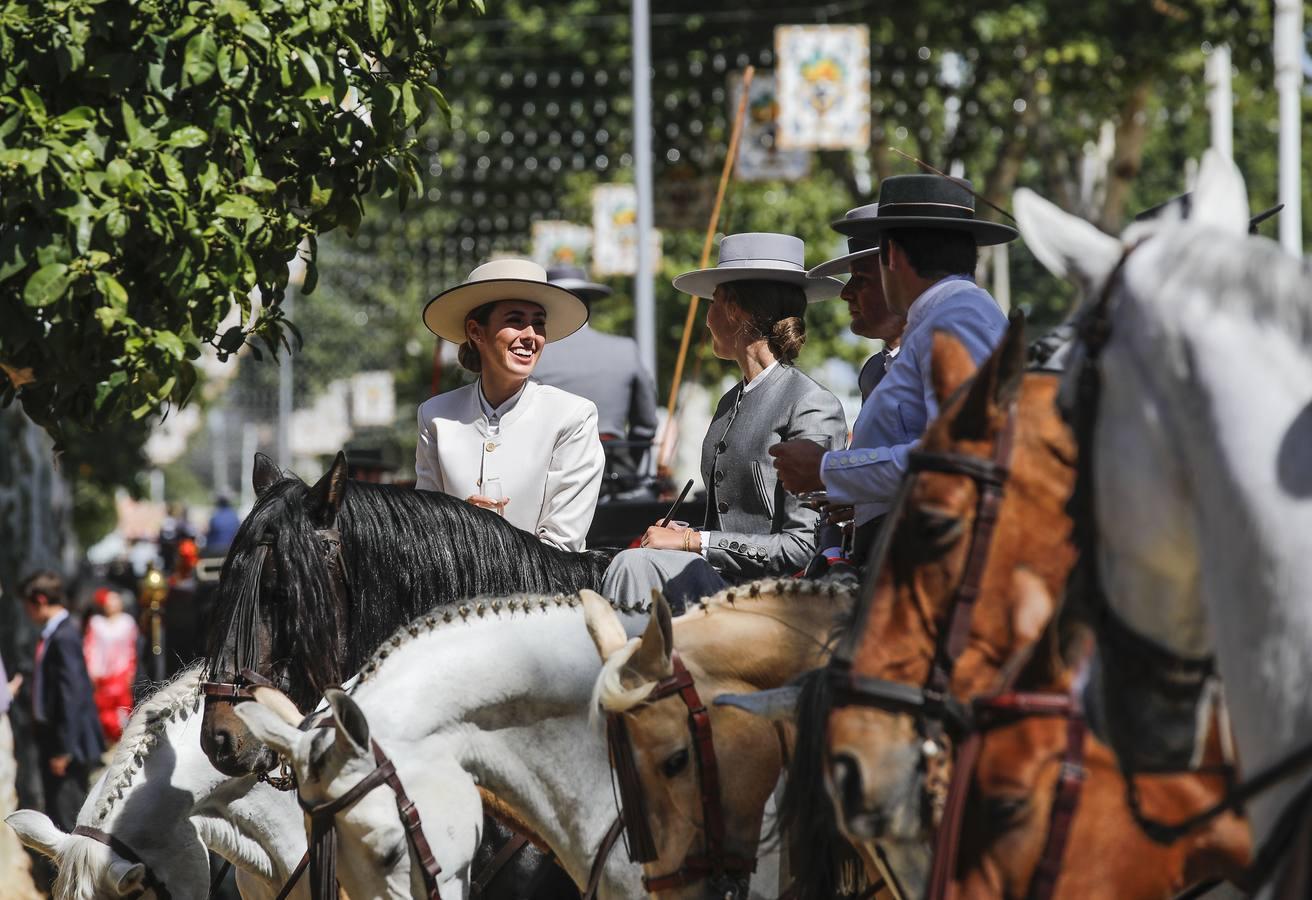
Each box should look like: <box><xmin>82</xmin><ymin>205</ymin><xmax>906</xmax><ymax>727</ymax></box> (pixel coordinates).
<box><xmin>415</xmin><ymin>259</ymin><xmax>604</xmax><ymax>551</ymax></box>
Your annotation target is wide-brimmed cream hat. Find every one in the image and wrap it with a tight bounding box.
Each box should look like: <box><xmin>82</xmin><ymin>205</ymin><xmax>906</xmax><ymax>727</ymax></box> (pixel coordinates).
<box><xmin>422</xmin><ymin>258</ymin><xmax>589</xmax><ymax>343</ymax></box>
<box><xmin>671</xmin><ymin>233</ymin><xmax>841</xmax><ymax>303</ymax></box>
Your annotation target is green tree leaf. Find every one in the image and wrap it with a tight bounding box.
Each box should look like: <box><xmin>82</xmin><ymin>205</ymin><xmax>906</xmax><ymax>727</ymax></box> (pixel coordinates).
<box><xmin>215</xmin><ymin>194</ymin><xmax>261</xmax><ymax>217</ymax></box>
<box><xmin>24</xmin><ymin>263</ymin><xmax>72</xmax><ymax>307</ymax></box>
<box><xmin>366</xmin><ymin>0</ymin><xmax>387</xmax><ymax>39</ymax></box>
<box><xmin>183</xmin><ymin>29</ymin><xmax>219</xmax><ymax>86</ymax></box>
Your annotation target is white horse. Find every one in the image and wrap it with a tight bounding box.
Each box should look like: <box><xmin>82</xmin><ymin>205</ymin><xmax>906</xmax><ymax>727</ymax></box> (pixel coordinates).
<box><xmin>6</xmin><ymin>666</ymin><xmax>310</xmax><ymax>900</ymax></box>
<box><xmin>236</xmin><ymin>593</ymin><xmax>664</xmax><ymax>899</ymax></box>
<box><xmin>1015</xmin><ymin>150</ymin><xmax>1312</xmax><ymax>894</ymax></box>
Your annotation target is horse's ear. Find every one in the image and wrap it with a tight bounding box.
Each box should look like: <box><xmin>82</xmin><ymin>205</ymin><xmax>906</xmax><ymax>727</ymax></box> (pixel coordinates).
<box><xmin>951</xmin><ymin>311</ymin><xmax>1026</xmax><ymax>441</ymax></box>
<box><xmin>5</xmin><ymin>810</ymin><xmax>68</xmax><ymax>860</ymax></box>
<box><xmin>1013</xmin><ymin>188</ymin><xmax>1121</xmax><ymax>296</ymax></box>
<box><xmin>253</xmin><ymin>452</ymin><xmax>283</xmax><ymax>498</ymax></box>
<box><xmin>251</xmin><ymin>685</ymin><xmax>303</xmax><ymax>725</ymax></box>
<box><xmin>1190</xmin><ymin>149</ymin><xmax>1249</xmax><ymax>235</ymax></box>
<box><xmin>233</xmin><ymin>702</ymin><xmax>304</xmax><ymax>760</ymax></box>
<box><xmin>109</xmin><ymin>859</ymin><xmax>146</xmax><ymax>896</ymax></box>
<box><xmin>307</xmin><ymin>451</ymin><xmax>348</xmax><ymax>529</ymax></box>
<box><xmin>628</xmin><ymin>592</ymin><xmax>674</xmax><ymax>681</ymax></box>
<box><xmin>326</xmin><ymin>688</ymin><xmax>370</xmax><ymax>754</ymax></box>
<box><xmin>930</xmin><ymin>332</ymin><xmax>977</xmax><ymax>408</ymax></box>
<box><xmin>581</xmin><ymin>590</ymin><xmax>628</xmax><ymax>661</ymax></box>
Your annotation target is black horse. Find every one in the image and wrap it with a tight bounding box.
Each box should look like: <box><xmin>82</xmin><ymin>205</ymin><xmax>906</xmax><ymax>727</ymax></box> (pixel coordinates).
<box><xmin>201</xmin><ymin>451</ymin><xmax>612</xmax><ymax>776</ymax></box>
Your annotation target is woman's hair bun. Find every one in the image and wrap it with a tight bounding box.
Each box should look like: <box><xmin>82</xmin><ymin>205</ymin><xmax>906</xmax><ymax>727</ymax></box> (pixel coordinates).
<box><xmin>457</xmin><ymin>340</ymin><xmax>482</xmax><ymax>373</ymax></box>
<box><xmin>768</xmin><ymin>316</ymin><xmax>806</xmax><ymax>362</ymax></box>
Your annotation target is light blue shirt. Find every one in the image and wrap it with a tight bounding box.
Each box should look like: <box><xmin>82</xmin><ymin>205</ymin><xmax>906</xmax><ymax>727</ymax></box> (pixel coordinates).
<box><xmin>821</xmin><ymin>275</ymin><xmax>1007</xmax><ymax>525</ymax></box>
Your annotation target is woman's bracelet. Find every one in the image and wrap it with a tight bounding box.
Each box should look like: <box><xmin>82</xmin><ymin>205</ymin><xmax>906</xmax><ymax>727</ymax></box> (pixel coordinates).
<box><xmin>682</xmin><ymin>529</ymin><xmax>695</xmax><ymax>553</ymax></box>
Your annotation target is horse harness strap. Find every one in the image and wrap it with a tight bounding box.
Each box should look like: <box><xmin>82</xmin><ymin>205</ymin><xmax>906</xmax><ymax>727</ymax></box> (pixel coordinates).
<box><xmin>293</xmin><ymin>738</ymin><xmax>442</xmax><ymax>900</ymax></box>
<box><xmin>582</xmin><ymin>816</ymin><xmax>626</xmax><ymax>900</ymax></box>
<box><xmin>604</xmin><ymin>651</ymin><xmax>756</xmax><ymax>893</ymax></box>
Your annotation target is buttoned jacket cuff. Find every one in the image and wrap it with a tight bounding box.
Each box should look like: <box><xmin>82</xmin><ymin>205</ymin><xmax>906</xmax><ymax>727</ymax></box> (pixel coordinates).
<box><xmin>703</xmin><ymin>532</ymin><xmax>771</xmax><ymax>566</ymax></box>
<box><xmin>821</xmin><ymin>446</ymin><xmax>893</xmax><ymax>503</ymax></box>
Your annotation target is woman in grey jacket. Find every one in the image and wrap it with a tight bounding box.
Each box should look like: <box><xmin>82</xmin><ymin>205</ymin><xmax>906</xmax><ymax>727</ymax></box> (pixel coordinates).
<box><xmin>602</xmin><ymin>233</ymin><xmax>847</xmax><ymax>610</ymax></box>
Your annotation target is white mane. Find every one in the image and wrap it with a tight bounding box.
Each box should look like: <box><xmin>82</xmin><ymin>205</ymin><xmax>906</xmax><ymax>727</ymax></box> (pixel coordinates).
<box><xmin>356</xmin><ymin>591</ymin><xmax>647</xmax><ymax>685</ymax></box>
<box><xmin>95</xmin><ymin>667</ymin><xmax>202</xmax><ymax>822</ymax></box>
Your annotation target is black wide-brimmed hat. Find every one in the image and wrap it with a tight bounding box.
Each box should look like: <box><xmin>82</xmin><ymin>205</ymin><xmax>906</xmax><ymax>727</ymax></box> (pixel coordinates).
<box><xmin>832</xmin><ymin>175</ymin><xmax>1018</xmax><ymax>246</ymax></box>
<box><xmin>546</xmin><ymin>264</ymin><xmax>612</xmax><ymax>305</ymax></box>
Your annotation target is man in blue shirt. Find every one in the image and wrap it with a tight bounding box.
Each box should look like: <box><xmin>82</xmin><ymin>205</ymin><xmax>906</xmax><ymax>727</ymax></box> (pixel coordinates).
<box><xmin>771</xmin><ymin>175</ymin><xmax>1016</xmax><ymax>560</ymax></box>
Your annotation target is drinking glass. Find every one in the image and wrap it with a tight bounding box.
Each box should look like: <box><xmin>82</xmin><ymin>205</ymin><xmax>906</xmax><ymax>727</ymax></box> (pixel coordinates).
<box><xmin>483</xmin><ymin>476</ymin><xmax>505</xmax><ymax>516</ymax></box>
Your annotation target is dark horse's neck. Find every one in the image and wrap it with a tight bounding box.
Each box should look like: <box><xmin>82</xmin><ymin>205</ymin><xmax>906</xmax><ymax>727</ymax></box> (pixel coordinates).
<box><xmin>209</xmin><ymin>478</ymin><xmax>612</xmax><ymax>710</ymax></box>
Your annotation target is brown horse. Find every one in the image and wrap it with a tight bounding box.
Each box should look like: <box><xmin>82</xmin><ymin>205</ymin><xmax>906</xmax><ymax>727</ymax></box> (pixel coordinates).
<box><xmin>582</xmin><ymin>579</ymin><xmax>866</xmax><ymax>899</ymax></box>
<box><xmin>822</xmin><ymin>317</ymin><xmax>1250</xmax><ymax>898</ymax></box>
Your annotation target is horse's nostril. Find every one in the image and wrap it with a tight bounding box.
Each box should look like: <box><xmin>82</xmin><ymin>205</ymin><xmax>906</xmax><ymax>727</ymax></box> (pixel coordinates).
<box><xmin>211</xmin><ymin>731</ymin><xmax>230</xmax><ymax>752</ymax></box>
<box><xmin>831</xmin><ymin>753</ymin><xmax>864</xmax><ymax>817</ymax></box>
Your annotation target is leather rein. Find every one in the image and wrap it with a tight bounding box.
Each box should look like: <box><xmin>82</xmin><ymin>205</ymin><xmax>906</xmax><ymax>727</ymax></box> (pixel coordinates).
<box><xmin>602</xmin><ymin>651</ymin><xmax>757</xmax><ymax>895</ymax></box>
<box><xmin>827</xmin><ymin>401</ymin><xmax>1090</xmax><ymax>900</ymax></box>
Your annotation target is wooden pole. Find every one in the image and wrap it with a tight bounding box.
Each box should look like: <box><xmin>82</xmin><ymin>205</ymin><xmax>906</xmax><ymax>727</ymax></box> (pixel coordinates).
<box><xmin>657</xmin><ymin>65</ymin><xmax>754</xmax><ymax>471</ymax></box>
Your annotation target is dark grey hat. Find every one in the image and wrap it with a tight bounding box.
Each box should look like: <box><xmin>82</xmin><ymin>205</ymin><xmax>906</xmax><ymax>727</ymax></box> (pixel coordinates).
<box><xmin>833</xmin><ymin>175</ymin><xmax>1018</xmax><ymax>246</ymax></box>
<box><xmin>808</xmin><ymin>203</ymin><xmax>881</xmax><ymax>278</ymax></box>
<box><xmin>546</xmin><ymin>264</ymin><xmax>611</xmax><ymax>304</ymax></box>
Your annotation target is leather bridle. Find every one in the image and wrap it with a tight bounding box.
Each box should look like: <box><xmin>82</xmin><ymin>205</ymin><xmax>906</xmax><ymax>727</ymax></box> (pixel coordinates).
<box><xmin>602</xmin><ymin>651</ymin><xmax>757</xmax><ymax>895</ymax></box>
<box><xmin>201</xmin><ymin>526</ymin><xmax>350</xmax><ymax>788</ymax></box>
<box><xmin>826</xmin><ymin>397</ymin><xmax>1093</xmax><ymax>899</ymax></box>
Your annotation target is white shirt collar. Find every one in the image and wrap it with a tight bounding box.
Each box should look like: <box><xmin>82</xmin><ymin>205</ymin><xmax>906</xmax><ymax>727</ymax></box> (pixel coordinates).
<box><xmin>40</xmin><ymin>609</ymin><xmax>69</xmax><ymax>642</ymax></box>
<box><xmin>477</xmin><ymin>379</ymin><xmax>528</xmax><ymax>423</ymax></box>
<box><xmin>742</xmin><ymin>360</ymin><xmax>780</xmax><ymax>395</ymax></box>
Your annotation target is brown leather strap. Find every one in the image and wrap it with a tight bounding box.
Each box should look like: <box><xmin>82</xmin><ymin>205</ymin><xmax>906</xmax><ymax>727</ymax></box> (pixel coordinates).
<box><xmin>72</xmin><ymin>826</ymin><xmax>171</xmax><ymax>900</ymax></box>
<box><xmin>373</xmin><ymin>741</ymin><xmax>443</xmax><ymax>900</ymax></box>
<box><xmin>470</xmin><ymin>833</ymin><xmax>532</xmax><ymax>896</ymax></box>
<box><xmin>925</xmin><ymin>732</ymin><xmax>982</xmax><ymax>899</ymax></box>
<box><xmin>583</xmin><ymin>816</ymin><xmax>626</xmax><ymax>900</ymax></box>
<box><xmin>1026</xmin><ymin>710</ymin><xmax>1087</xmax><ymax>899</ymax></box>
<box><xmin>272</xmin><ymin>851</ymin><xmax>310</xmax><ymax>900</ymax></box>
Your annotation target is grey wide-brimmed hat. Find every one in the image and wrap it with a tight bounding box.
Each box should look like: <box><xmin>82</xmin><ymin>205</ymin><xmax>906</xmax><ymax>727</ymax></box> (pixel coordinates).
<box><xmin>422</xmin><ymin>258</ymin><xmax>589</xmax><ymax>344</ymax></box>
<box><xmin>546</xmin><ymin>264</ymin><xmax>612</xmax><ymax>304</ymax></box>
<box><xmin>672</xmin><ymin>233</ymin><xmax>842</xmax><ymax>303</ymax></box>
<box><xmin>833</xmin><ymin>175</ymin><xmax>1018</xmax><ymax>246</ymax></box>
<box><xmin>808</xmin><ymin>203</ymin><xmax>882</xmax><ymax>278</ymax></box>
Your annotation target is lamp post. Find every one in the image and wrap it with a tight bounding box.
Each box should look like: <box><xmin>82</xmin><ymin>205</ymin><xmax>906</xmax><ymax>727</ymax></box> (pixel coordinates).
<box><xmin>1274</xmin><ymin>0</ymin><xmax>1304</xmax><ymax>255</ymax></box>
<box><xmin>631</xmin><ymin>0</ymin><xmax>656</xmax><ymax>378</ymax></box>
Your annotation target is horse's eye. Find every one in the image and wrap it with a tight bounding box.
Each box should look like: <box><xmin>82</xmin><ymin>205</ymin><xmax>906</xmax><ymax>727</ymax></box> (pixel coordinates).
<box><xmin>985</xmin><ymin>794</ymin><xmax>1028</xmax><ymax>825</ymax></box>
<box><xmin>661</xmin><ymin>749</ymin><xmax>690</xmax><ymax>778</ymax></box>
<box><xmin>917</xmin><ymin>510</ymin><xmax>963</xmax><ymax>548</ymax></box>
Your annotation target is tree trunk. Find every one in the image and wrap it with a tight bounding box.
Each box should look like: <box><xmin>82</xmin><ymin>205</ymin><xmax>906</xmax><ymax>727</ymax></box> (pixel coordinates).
<box><xmin>1099</xmin><ymin>79</ymin><xmax>1153</xmax><ymax>233</ymax></box>
<box><xmin>981</xmin><ymin>73</ymin><xmax>1040</xmax><ymax>222</ymax></box>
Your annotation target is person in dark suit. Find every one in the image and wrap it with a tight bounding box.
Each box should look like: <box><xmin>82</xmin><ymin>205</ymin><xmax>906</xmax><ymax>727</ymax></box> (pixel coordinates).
<box><xmin>602</xmin><ymin>233</ymin><xmax>848</xmax><ymax>610</ymax></box>
<box><xmin>532</xmin><ymin>265</ymin><xmax>659</xmax><ymax>486</ymax></box>
<box><xmin>20</xmin><ymin>570</ymin><xmax>105</xmax><ymax>831</ymax></box>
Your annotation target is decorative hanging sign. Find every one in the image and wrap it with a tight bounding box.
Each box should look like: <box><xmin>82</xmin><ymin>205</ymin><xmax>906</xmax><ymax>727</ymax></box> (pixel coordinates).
<box><xmin>654</xmin><ymin>163</ymin><xmax>716</xmax><ymax>229</ymax></box>
<box><xmin>774</xmin><ymin>25</ymin><xmax>871</xmax><ymax>151</ymax></box>
<box><xmin>592</xmin><ymin>184</ymin><xmax>662</xmax><ymax>276</ymax></box>
<box><xmin>530</xmin><ymin>220</ymin><xmax>593</xmax><ymax>270</ymax></box>
<box><xmin>730</xmin><ymin>71</ymin><xmax>812</xmax><ymax>181</ymax></box>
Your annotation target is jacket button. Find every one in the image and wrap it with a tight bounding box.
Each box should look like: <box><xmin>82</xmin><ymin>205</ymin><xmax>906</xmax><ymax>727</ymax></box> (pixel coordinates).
<box><xmin>718</xmin><ymin>539</ymin><xmax>728</xmax><ymax>549</ymax></box>
<box><xmin>730</xmin><ymin>541</ymin><xmax>740</xmax><ymax>550</ymax></box>
<box><xmin>485</xmin><ymin>441</ymin><xmax>497</xmax><ymax>452</ymax></box>
<box><xmin>715</xmin><ymin>440</ymin><xmax>727</xmax><ymax>453</ymax></box>
<box><xmin>714</xmin><ymin>470</ymin><xmax>724</xmax><ymax>483</ymax></box>
<box><xmin>717</xmin><ymin>501</ymin><xmax>728</xmax><ymax>513</ymax></box>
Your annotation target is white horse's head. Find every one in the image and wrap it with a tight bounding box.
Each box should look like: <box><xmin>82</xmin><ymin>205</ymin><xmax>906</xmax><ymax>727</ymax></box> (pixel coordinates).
<box><xmin>238</xmin><ymin>687</ymin><xmax>480</xmax><ymax>900</ymax></box>
<box><xmin>1015</xmin><ymin>151</ymin><xmax>1257</xmax><ymax>661</ymax></box>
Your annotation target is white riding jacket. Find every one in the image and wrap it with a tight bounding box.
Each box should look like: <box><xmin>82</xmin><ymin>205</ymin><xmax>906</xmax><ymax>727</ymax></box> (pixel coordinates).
<box><xmin>414</xmin><ymin>379</ymin><xmax>604</xmax><ymax>551</ymax></box>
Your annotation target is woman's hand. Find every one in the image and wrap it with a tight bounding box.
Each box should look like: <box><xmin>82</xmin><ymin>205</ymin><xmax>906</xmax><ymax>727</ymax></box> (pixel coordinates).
<box><xmin>466</xmin><ymin>494</ymin><xmax>509</xmax><ymax>513</ymax></box>
<box><xmin>640</xmin><ymin>525</ymin><xmax>698</xmax><ymax>552</ymax></box>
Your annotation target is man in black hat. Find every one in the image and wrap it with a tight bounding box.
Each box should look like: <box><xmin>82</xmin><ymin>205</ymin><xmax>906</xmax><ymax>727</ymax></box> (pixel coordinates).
<box><xmin>772</xmin><ymin>175</ymin><xmax>1015</xmax><ymax>559</ymax></box>
<box><xmin>532</xmin><ymin>265</ymin><xmax>659</xmax><ymax>486</ymax></box>
<box><xmin>807</xmin><ymin>202</ymin><xmax>907</xmax><ymax>400</ymax></box>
